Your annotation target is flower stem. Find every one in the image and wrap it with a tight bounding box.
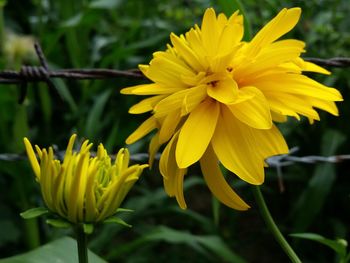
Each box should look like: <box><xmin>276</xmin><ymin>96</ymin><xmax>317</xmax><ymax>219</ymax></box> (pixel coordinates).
<box><xmin>252</xmin><ymin>186</ymin><xmax>301</xmax><ymax>263</ymax></box>
<box><xmin>76</xmin><ymin>224</ymin><xmax>88</xmax><ymax>263</ymax></box>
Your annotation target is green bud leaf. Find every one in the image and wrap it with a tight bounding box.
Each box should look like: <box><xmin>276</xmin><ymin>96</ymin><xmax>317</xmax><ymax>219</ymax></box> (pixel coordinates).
<box><xmin>116</xmin><ymin>208</ymin><xmax>134</xmax><ymax>213</ymax></box>
<box><xmin>104</xmin><ymin>217</ymin><xmax>132</xmax><ymax>228</ymax></box>
<box><xmin>20</xmin><ymin>207</ymin><xmax>49</xmax><ymax>219</ymax></box>
<box><xmin>46</xmin><ymin>218</ymin><xmax>72</xmax><ymax>229</ymax></box>
<box><xmin>83</xmin><ymin>223</ymin><xmax>94</xmax><ymax>234</ymax></box>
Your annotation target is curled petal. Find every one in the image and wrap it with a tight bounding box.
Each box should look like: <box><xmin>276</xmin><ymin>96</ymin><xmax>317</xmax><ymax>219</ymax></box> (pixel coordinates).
<box><xmin>200</xmin><ymin>144</ymin><xmax>250</xmax><ymax>210</ymax></box>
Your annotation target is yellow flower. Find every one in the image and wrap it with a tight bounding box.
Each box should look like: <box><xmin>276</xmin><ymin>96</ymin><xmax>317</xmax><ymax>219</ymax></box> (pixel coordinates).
<box><xmin>121</xmin><ymin>8</ymin><xmax>342</xmax><ymax>210</ymax></box>
<box><xmin>23</xmin><ymin>134</ymin><xmax>148</xmax><ymax>223</ymax></box>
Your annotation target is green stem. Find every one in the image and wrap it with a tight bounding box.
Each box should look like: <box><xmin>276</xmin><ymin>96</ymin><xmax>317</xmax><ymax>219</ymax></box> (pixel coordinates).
<box><xmin>0</xmin><ymin>0</ymin><xmax>6</xmax><ymax>55</ymax></box>
<box><xmin>252</xmin><ymin>186</ymin><xmax>302</xmax><ymax>263</ymax></box>
<box><xmin>16</xmin><ymin>175</ymin><xmax>40</xmax><ymax>249</ymax></box>
<box><xmin>76</xmin><ymin>224</ymin><xmax>88</xmax><ymax>263</ymax></box>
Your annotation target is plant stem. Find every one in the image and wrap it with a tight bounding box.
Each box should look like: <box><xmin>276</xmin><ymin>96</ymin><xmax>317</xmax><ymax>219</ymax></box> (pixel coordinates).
<box><xmin>76</xmin><ymin>224</ymin><xmax>88</xmax><ymax>263</ymax></box>
<box><xmin>16</xmin><ymin>174</ymin><xmax>40</xmax><ymax>249</ymax></box>
<box><xmin>0</xmin><ymin>0</ymin><xmax>6</xmax><ymax>55</ymax></box>
<box><xmin>252</xmin><ymin>186</ymin><xmax>302</xmax><ymax>263</ymax></box>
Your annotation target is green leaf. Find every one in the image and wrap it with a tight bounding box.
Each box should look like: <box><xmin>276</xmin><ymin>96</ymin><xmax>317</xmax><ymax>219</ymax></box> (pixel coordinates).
<box><xmin>106</xmin><ymin>226</ymin><xmax>247</xmax><ymax>263</ymax></box>
<box><xmin>292</xmin><ymin>129</ymin><xmax>346</xmax><ymax>232</ymax></box>
<box><xmin>46</xmin><ymin>218</ymin><xmax>72</xmax><ymax>228</ymax></box>
<box><xmin>290</xmin><ymin>233</ymin><xmax>347</xmax><ymax>258</ymax></box>
<box><xmin>52</xmin><ymin>78</ymin><xmax>78</xmax><ymax>113</ymax></box>
<box><xmin>116</xmin><ymin>208</ymin><xmax>134</xmax><ymax>213</ymax></box>
<box><xmin>85</xmin><ymin>89</ymin><xmax>112</xmax><ymax>138</ymax></box>
<box><xmin>83</xmin><ymin>223</ymin><xmax>94</xmax><ymax>234</ymax></box>
<box><xmin>89</xmin><ymin>0</ymin><xmax>124</xmax><ymax>9</ymax></box>
<box><xmin>0</xmin><ymin>237</ymin><xmax>107</xmax><ymax>263</ymax></box>
<box><xmin>104</xmin><ymin>217</ymin><xmax>132</xmax><ymax>228</ymax></box>
<box><xmin>20</xmin><ymin>207</ymin><xmax>49</xmax><ymax>219</ymax></box>
<box><xmin>61</xmin><ymin>13</ymin><xmax>83</xmax><ymax>28</ymax></box>
<box><xmin>0</xmin><ymin>220</ymin><xmax>20</xmax><ymax>245</ymax></box>
<box><xmin>12</xmin><ymin>104</ymin><xmax>29</xmax><ymax>152</ymax></box>
<box><xmin>38</xmin><ymin>84</ymin><xmax>52</xmax><ymax>124</ymax></box>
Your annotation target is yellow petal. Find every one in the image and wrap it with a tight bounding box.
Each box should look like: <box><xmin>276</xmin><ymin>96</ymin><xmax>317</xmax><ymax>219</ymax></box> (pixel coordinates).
<box><xmin>207</xmin><ymin>77</ymin><xmax>238</xmax><ymax>104</ymax></box>
<box><xmin>254</xmin><ymin>73</ymin><xmax>342</xmax><ymax>101</ymax></box>
<box><xmin>152</xmin><ymin>49</ymin><xmax>195</xmax><ymax>77</ymax></box>
<box><xmin>264</xmin><ymin>91</ymin><xmax>320</xmax><ymax>121</ymax></box>
<box><xmin>247</xmin><ymin>124</ymin><xmax>289</xmax><ymax>160</ymax></box>
<box><xmin>302</xmin><ymin>61</ymin><xmax>331</xmax><ymax>74</ymax></box>
<box><xmin>129</xmin><ymin>95</ymin><xmax>166</xmax><ymax>114</ymax></box>
<box><xmin>228</xmin><ymin>86</ymin><xmax>272</xmax><ymax>129</ymax></box>
<box><xmin>39</xmin><ymin>150</ymin><xmax>51</xmax><ymax>208</ymax></box>
<box><xmin>199</xmin><ymin>144</ymin><xmax>250</xmax><ymax>210</ymax></box>
<box><xmin>185</xmin><ymin>27</ymin><xmax>207</xmax><ymax>65</ymax></box>
<box><xmin>159</xmin><ymin>110</ymin><xmax>181</xmax><ymax>144</ymax></box>
<box><xmin>210</xmin><ymin>51</ymin><xmax>235</xmax><ymax>73</ymax></box>
<box><xmin>271</xmin><ymin>111</ymin><xmax>288</xmax><ymax>123</ymax></box>
<box><xmin>23</xmin><ymin>137</ymin><xmax>40</xmax><ymax>179</ymax></box>
<box><xmin>306</xmin><ymin>97</ymin><xmax>339</xmax><ymax>116</ymax></box>
<box><xmin>121</xmin><ymin>83</ymin><xmax>182</xmax><ymax>95</ymax></box>
<box><xmin>159</xmin><ymin>133</ymin><xmax>187</xmax><ymax>209</ymax></box>
<box><xmin>146</xmin><ymin>58</ymin><xmax>191</xmax><ymax>89</ymax></box>
<box><xmin>246</xmin><ymin>8</ymin><xmax>301</xmax><ymax>57</ymax></box>
<box><xmin>160</xmin><ymin>132</ymin><xmax>179</xmax><ymax>180</ymax></box>
<box><xmin>212</xmin><ymin>105</ymin><xmax>288</xmax><ymax>184</ymax></box>
<box><xmin>170</xmin><ymin>33</ymin><xmax>204</xmax><ymax>72</ymax></box>
<box><xmin>154</xmin><ymin>85</ymin><xmax>207</xmax><ymax>118</ymax></box>
<box><xmin>294</xmin><ymin>58</ymin><xmax>331</xmax><ymax>75</ymax></box>
<box><xmin>149</xmin><ymin>133</ymin><xmax>161</xmax><ymax>168</ymax></box>
<box><xmin>236</xmin><ymin>39</ymin><xmax>305</xmax><ymax>78</ymax></box>
<box><xmin>62</xmin><ymin>134</ymin><xmax>77</xmax><ymax>166</ymax></box>
<box><xmin>126</xmin><ymin>116</ymin><xmax>157</xmax><ymax>144</ymax></box>
<box><xmin>217</xmin><ymin>23</ymin><xmax>243</xmax><ymax>55</ymax></box>
<box><xmin>201</xmin><ymin>8</ymin><xmax>219</xmax><ymax>56</ymax></box>
<box><xmin>176</xmin><ymin>99</ymin><xmax>219</xmax><ymax>168</ymax></box>
<box><xmin>68</xmin><ymin>151</ymin><xmax>89</xmax><ymax>222</ymax></box>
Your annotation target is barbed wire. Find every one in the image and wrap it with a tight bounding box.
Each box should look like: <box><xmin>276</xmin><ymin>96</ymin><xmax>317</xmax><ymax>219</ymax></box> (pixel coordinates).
<box><xmin>266</xmin><ymin>147</ymin><xmax>350</xmax><ymax>192</ymax></box>
<box><xmin>0</xmin><ymin>42</ymin><xmax>349</xmax><ymax>86</ymax></box>
<box><xmin>1</xmin><ymin>146</ymin><xmax>348</xmax><ymax>192</ymax></box>
<box><xmin>0</xmin><ymin>42</ymin><xmax>144</xmax><ymax>84</ymax></box>
<box><xmin>304</xmin><ymin>57</ymin><xmax>350</xmax><ymax>68</ymax></box>
<box><xmin>1</xmin><ymin>146</ymin><xmax>349</xmax><ymax>165</ymax></box>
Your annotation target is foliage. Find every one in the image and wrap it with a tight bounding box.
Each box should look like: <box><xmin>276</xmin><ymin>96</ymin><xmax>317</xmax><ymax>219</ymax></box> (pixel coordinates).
<box><xmin>0</xmin><ymin>0</ymin><xmax>349</xmax><ymax>262</ymax></box>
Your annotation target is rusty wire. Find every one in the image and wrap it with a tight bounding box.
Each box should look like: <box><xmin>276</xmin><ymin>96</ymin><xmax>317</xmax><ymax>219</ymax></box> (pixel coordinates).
<box><xmin>0</xmin><ymin>42</ymin><xmax>349</xmax><ymax>87</ymax></box>
<box><xmin>1</xmin><ymin>146</ymin><xmax>349</xmax><ymax>165</ymax></box>
<box><xmin>1</xmin><ymin>146</ymin><xmax>348</xmax><ymax>194</ymax></box>
<box><xmin>0</xmin><ymin>42</ymin><xmax>144</xmax><ymax>84</ymax></box>
<box><xmin>304</xmin><ymin>57</ymin><xmax>350</xmax><ymax>68</ymax></box>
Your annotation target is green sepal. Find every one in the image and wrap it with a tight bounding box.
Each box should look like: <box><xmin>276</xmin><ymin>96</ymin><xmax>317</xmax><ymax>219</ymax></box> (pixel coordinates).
<box><xmin>83</xmin><ymin>223</ymin><xmax>94</xmax><ymax>234</ymax></box>
<box><xmin>116</xmin><ymin>208</ymin><xmax>134</xmax><ymax>213</ymax></box>
<box><xmin>20</xmin><ymin>207</ymin><xmax>49</xmax><ymax>219</ymax></box>
<box><xmin>103</xmin><ymin>216</ymin><xmax>132</xmax><ymax>228</ymax></box>
<box><xmin>46</xmin><ymin>218</ymin><xmax>72</xmax><ymax>229</ymax></box>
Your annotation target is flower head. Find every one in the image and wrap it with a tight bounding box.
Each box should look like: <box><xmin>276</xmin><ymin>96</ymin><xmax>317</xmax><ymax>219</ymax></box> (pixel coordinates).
<box><xmin>23</xmin><ymin>134</ymin><xmax>148</xmax><ymax>223</ymax></box>
<box><xmin>121</xmin><ymin>8</ymin><xmax>342</xmax><ymax>210</ymax></box>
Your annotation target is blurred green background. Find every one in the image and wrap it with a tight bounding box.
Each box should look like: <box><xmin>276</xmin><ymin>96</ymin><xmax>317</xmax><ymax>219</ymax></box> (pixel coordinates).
<box><xmin>0</xmin><ymin>0</ymin><xmax>349</xmax><ymax>262</ymax></box>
